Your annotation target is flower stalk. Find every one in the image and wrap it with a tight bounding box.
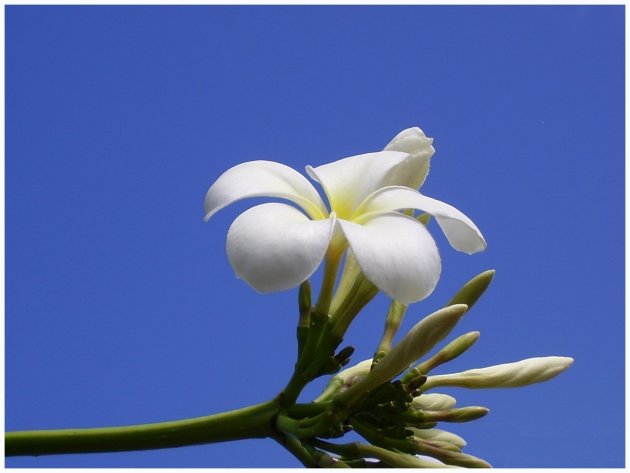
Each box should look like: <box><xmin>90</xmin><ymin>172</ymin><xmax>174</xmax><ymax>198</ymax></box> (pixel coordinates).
<box><xmin>6</xmin><ymin>398</ymin><xmax>280</xmax><ymax>456</ymax></box>
<box><xmin>374</xmin><ymin>300</ymin><xmax>408</xmax><ymax>360</ymax></box>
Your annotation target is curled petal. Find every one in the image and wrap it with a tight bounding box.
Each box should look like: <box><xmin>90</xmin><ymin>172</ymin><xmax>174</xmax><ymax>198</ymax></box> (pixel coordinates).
<box><xmin>337</xmin><ymin>213</ymin><xmax>441</xmax><ymax>304</ymax></box>
<box><xmin>204</xmin><ymin>160</ymin><xmax>328</xmax><ymax>221</ymax></box>
<box><xmin>384</xmin><ymin>127</ymin><xmax>435</xmax><ymax>189</ymax></box>
<box><xmin>354</xmin><ymin>186</ymin><xmax>486</xmax><ymax>254</ymax></box>
<box><xmin>306</xmin><ymin>151</ymin><xmax>415</xmax><ymax>219</ymax></box>
<box><xmin>226</xmin><ymin>203</ymin><xmax>334</xmax><ymax>293</ymax></box>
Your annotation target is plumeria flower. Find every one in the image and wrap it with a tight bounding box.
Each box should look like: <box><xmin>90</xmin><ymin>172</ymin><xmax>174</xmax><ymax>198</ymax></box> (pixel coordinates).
<box><xmin>204</xmin><ymin>128</ymin><xmax>486</xmax><ymax>304</ymax></box>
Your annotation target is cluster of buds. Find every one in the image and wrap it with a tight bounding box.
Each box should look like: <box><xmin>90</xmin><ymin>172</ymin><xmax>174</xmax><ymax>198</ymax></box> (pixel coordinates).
<box><xmin>275</xmin><ymin>270</ymin><xmax>573</xmax><ymax>468</ymax></box>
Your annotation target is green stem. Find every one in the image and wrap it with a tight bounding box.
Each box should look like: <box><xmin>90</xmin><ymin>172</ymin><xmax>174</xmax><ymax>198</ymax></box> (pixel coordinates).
<box><xmin>281</xmin><ymin>319</ymin><xmax>328</xmax><ymax>406</ymax></box>
<box><xmin>312</xmin><ymin>438</ymin><xmax>435</xmax><ymax>469</ymax></box>
<box><xmin>6</xmin><ymin>399</ymin><xmax>280</xmax><ymax>457</ymax></box>
<box><xmin>270</xmin><ymin>432</ymin><xmax>317</xmax><ymax>468</ymax></box>
<box><xmin>281</xmin><ymin>312</ymin><xmax>336</xmax><ymax>406</ymax></box>
<box><xmin>375</xmin><ymin>300</ymin><xmax>408</xmax><ymax>355</ymax></box>
<box><xmin>301</xmin><ymin>440</ymin><xmax>351</xmax><ymax>468</ymax></box>
<box><xmin>286</xmin><ymin>402</ymin><xmax>331</xmax><ymax>418</ymax></box>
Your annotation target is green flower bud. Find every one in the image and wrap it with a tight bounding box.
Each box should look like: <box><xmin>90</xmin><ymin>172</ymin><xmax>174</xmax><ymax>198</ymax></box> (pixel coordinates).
<box><xmin>412</xmin><ymin>331</ymin><xmax>480</xmax><ymax>376</ymax></box>
<box><xmin>336</xmin><ymin>305</ymin><xmax>468</xmax><ymax>407</ymax></box>
<box><xmin>446</xmin><ymin>269</ymin><xmax>495</xmax><ymax>310</ymax></box>
<box><xmin>420</xmin><ymin>406</ymin><xmax>490</xmax><ymax>423</ymax></box>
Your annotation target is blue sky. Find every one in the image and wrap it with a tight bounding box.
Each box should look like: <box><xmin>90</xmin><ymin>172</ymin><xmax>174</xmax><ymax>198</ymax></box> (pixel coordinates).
<box><xmin>5</xmin><ymin>5</ymin><xmax>624</xmax><ymax>468</ymax></box>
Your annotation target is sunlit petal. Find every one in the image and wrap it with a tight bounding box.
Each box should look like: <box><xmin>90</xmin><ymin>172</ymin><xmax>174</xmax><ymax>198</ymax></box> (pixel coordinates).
<box><xmin>354</xmin><ymin>186</ymin><xmax>486</xmax><ymax>254</ymax></box>
<box><xmin>204</xmin><ymin>160</ymin><xmax>328</xmax><ymax>221</ymax></box>
<box><xmin>226</xmin><ymin>203</ymin><xmax>334</xmax><ymax>292</ymax></box>
<box><xmin>337</xmin><ymin>213</ymin><xmax>441</xmax><ymax>304</ymax></box>
<box><xmin>306</xmin><ymin>150</ymin><xmax>414</xmax><ymax>219</ymax></box>
<box><xmin>384</xmin><ymin>127</ymin><xmax>435</xmax><ymax>189</ymax></box>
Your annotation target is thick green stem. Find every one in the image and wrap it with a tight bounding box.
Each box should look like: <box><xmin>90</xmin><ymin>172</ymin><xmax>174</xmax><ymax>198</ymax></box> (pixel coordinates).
<box><xmin>6</xmin><ymin>399</ymin><xmax>279</xmax><ymax>457</ymax></box>
<box><xmin>281</xmin><ymin>313</ymin><xmax>330</xmax><ymax>406</ymax></box>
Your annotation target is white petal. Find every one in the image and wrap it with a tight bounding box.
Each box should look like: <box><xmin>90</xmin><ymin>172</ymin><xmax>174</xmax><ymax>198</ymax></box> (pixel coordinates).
<box><xmin>226</xmin><ymin>203</ymin><xmax>334</xmax><ymax>293</ymax></box>
<box><xmin>354</xmin><ymin>186</ymin><xmax>486</xmax><ymax>254</ymax></box>
<box><xmin>384</xmin><ymin>127</ymin><xmax>435</xmax><ymax>189</ymax></box>
<box><xmin>306</xmin><ymin>151</ymin><xmax>416</xmax><ymax>219</ymax></box>
<box><xmin>337</xmin><ymin>213</ymin><xmax>441</xmax><ymax>304</ymax></box>
<box><xmin>204</xmin><ymin>160</ymin><xmax>328</xmax><ymax>221</ymax></box>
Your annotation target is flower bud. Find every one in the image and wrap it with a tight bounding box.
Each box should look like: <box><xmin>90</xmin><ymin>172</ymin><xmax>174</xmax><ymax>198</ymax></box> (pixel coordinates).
<box><xmin>333</xmin><ymin>345</ymin><xmax>355</xmax><ymax>366</ymax></box>
<box><xmin>409</xmin><ymin>427</ymin><xmax>467</xmax><ymax>449</ymax></box>
<box><xmin>365</xmin><ymin>448</ymin><xmax>457</xmax><ymax>468</ymax></box>
<box><xmin>406</xmin><ymin>375</ymin><xmax>427</xmax><ymax>392</ymax></box>
<box><xmin>337</xmin><ymin>305</ymin><xmax>468</xmax><ymax>406</ymax></box>
<box><xmin>336</xmin><ymin>358</ymin><xmax>373</xmax><ymax>384</ymax></box>
<box><xmin>412</xmin><ymin>331</ymin><xmax>480</xmax><ymax>376</ymax></box>
<box><xmin>315</xmin><ymin>358</ymin><xmax>373</xmax><ymax>402</ymax></box>
<box><xmin>423</xmin><ymin>356</ymin><xmax>574</xmax><ymax>390</ymax></box>
<box><xmin>446</xmin><ymin>269</ymin><xmax>495</xmax><ymax>310</ymax></box>
<box><xmin>421</xmin><ymin>406</ymin><xmax>489</xmax><ymax>423</ymax></box>
<box><xmin>412</xmin><ymin>393</ymin><xmax>457</xmax><ymax>411</ymax></box>
<box><xmin>413</xmin><ymin>437</ymin><xmax>492</xmax><ymax>468</ymax></box>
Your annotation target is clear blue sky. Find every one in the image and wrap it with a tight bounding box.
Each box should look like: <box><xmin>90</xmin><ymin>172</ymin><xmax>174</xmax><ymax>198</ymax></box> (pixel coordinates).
<box><xmin>5</xmin><ymin>5</ymin><xmax>624</xmax><ymax>468</ymax></box>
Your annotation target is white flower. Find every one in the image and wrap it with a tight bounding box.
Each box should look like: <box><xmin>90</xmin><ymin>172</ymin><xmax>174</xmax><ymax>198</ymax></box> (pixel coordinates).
<box><xmin>204</xmin><ymin>127</ymin><xmax>486</xmax><ymax>304</ymax></box>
